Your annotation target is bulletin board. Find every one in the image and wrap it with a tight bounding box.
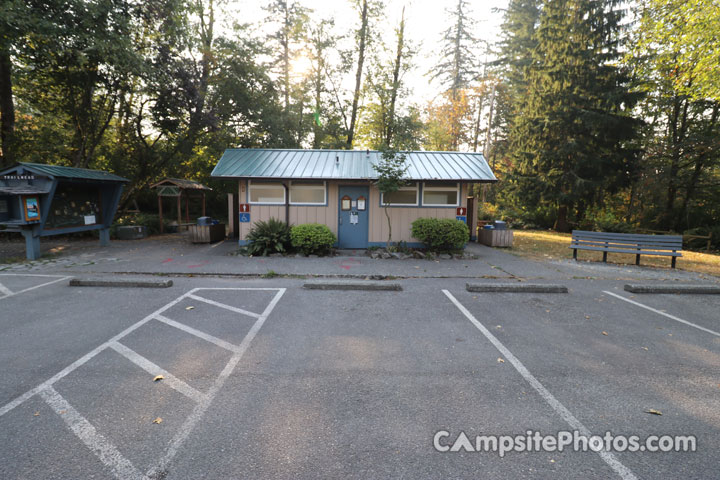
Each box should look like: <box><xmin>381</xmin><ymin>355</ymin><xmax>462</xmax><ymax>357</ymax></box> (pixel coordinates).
<box><xmin>44</xmin><ymin>184</ymin><xmax>103</xmax><ymax>229</ymax></box>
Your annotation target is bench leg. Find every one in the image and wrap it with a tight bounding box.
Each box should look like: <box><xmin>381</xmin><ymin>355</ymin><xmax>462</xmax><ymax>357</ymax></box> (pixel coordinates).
<box><xmin>602</xmin><ymin>251</ymin><xmax>607</xmax><ymax>263</ymax></box>
<box><xmin>671</xmin><ymin>256</ymin><xmax>676</xmax><ymax>269</ymax></box>
<box><xmin>635</xmin><ymin>254</ymin><xmax>640</xmax><ymax>266</ymax></box>
<box><xmin>573</xmin><ymin>248</ymin><xmax>577</xmax><ymax>260</ymax></box>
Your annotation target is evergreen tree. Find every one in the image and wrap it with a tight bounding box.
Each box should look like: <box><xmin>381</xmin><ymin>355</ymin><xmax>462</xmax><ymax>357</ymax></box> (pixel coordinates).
<box><xmin>506</xmin><ymin>0</ymin><xmax>642</xmax><ymax>231</ymax></box>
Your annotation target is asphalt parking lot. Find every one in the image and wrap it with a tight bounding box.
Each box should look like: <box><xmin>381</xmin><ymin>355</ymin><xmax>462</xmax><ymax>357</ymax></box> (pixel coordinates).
<box><xmin>1</xmin><ymin>273</ymin><xmax>719</xmax><ymax>479</ymax></box>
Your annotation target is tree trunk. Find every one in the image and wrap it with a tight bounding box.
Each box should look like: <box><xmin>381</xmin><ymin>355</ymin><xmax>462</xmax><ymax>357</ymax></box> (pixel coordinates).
<box><xmin>0</xmin><ymin>46</ymin><xmax>15</xmax><ymax>167</ymax></box>
<box><xmin>385</xmin><ymin>7</ymin><xmax>405</xmax><ymax>148</ymax></box>
<box><xmin>664</xmin><ymin>95</ymin><xmax>689</xmax><ymax>229</ymax></box>
<box><xmin>554</xmin><ymin>204</ymin><xmax>570</xmax><ymax>232</ymax></box>
<box><xmin>384</xmin><ymin>205</ymin><xmax>392</xmax><ymax>248</ymax></box>
<box><xmin>675</xmin><ymin>102</ymin><xmax>719</xmax><ymax>231</ymax></box>
<box><xmin>346</xmin><ymin>0</ymin><xmax>368</xmax><ymax>149</ymax></box>
<box><xmin>282</xmin><ymin>3</ymin><xmax>290</xmax><ymax>114</ymax></box>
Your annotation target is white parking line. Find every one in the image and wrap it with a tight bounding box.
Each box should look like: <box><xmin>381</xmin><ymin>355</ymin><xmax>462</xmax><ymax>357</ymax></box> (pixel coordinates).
<box><xmin>1</xmin><ymin>286</ymin><xmax>285</xmax><ymax>480</ymax></box>
<box><xmin>109</xmin><ymin>341</ymin><xmax>206</xmax><ymax>403</ymax></box>
<box><xmin>147</xmin><ymin>288</ymin><xmax>285</xmax><ymax>478</ymax></box>
<box><xmin>604</xmin><ymin>290</ymin><xmax>720</xmax><ymax>337</ymax></box>
<box><xmin>187</xmin><ymin>293</ymin><xmax>261</xmax><ymax>318</ymax></box>
<box><xmin>154</xmin><ymin>314</ymin><xmax>243</xmax><ymax>353</ymax></box>
<box><xmin>443</xmin><ymin>290</ymin><xmax>637</xmax><ymax>480</ymax></box>
<box><xmin>39</xmin><ymin>386</ymin><xmax>148</xmax><ymax>480</ymax></box>
<box><xmin>0</xmin><ymin>288</ymin><xmax>190</xmax><ymax>418</ymax></box>
<box><xmin>0</xmin><ymin>274</ymin><xmax>72</xmax><ymax>300</ymax></box>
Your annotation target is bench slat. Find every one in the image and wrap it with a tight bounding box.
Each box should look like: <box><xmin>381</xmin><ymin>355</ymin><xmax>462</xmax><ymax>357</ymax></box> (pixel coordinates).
<box><xmin>569</xmin><ymin>245</ymin><xmax>682</xmax><ymax>257</ymax></box>
<box><xmin>571</xmin><ymin>230</ymin><xmax>682</xmax><ymax>242</ymax></box>
<box><xmin>570</xmin><ymin>240</ymin><xmax>680</xmax><ymax>250</ymax></box>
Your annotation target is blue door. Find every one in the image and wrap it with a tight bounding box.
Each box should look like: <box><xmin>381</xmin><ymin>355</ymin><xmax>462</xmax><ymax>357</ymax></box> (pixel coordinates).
<box><xmin>338</xmin><ymin>186</ymin><xmax>369</xmax><ymax>248</ymax></box>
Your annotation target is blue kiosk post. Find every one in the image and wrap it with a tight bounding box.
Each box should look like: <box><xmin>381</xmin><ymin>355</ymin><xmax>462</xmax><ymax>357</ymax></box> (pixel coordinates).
<box><xmin>0</xmin><ymin>163</ymin><xmax>128</xmax><ymax>260</ymax></box>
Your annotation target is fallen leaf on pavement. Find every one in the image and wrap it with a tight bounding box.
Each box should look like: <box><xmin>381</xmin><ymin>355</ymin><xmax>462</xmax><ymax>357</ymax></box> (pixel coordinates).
<box><xmin>602</xmin><ymin>331</ymin><xmax>608</xmax><ymax>336</ymax></box>
<box><xmin>646</xmin><ymin>409</ymin><xmax>662</xmax><ymax>416</ymax></box>
<box><xmin>497</xmin><ymin>357</ymin><xmax>505</xmax><ymax>363</ymax></box>
<box><xmin>153</xmin><ymin>417</ymin><xmax>163</xmax><ymax>424</ymax></box>
<box><xmin>185</xmin><ymin>306</ymin><xmax>194</xmax><ymax>311</ymax></box>
<box><xmin>642</xmin><ymin>347</ymin><xmax>649</xmax><ymax>351</ymax></box>
<box><xmin>33</xmin><ymin>412</ymin><xmax>40</xmax><ymax>417</ymax></box>
<box><xmin>153</xmin><ymin>375</ymin><xmax>164</xmax><ymax>382</ymax></box>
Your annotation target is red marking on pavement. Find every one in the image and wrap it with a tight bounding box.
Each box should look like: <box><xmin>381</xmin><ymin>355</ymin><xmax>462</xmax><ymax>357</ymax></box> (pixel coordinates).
<box><xmin>162</xmin><ymin>258</ymin><xmax>174</xmax><ymax>264</ymax></box>
<box><xmin>188</xmin><ymin>261</ymin><xmax>209</xmax><ymax>268</ymax></box>
<box><xmin>337</xmin><ymin>258</ymin><xmax>361</xmax><ymax>270</ymax></box>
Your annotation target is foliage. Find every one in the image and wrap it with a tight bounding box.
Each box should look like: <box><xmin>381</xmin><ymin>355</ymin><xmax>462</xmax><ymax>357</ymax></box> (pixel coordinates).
<box><xmin>411</xmin><ymin>218</ymin><xmax>469</xmax><ymax>252</ymax></box>
<box><xmin>245</xmin><ymin>218</ymin><xmax>292</xmax><ymax>256</ymax></box>
<box><xmin>374</xmin><ymin>148</ymin><xmax>408</xmax><ymax>247</ymax></box>
<box><xmin>503</xmin><ymin>0</ymin><xmax>642</xmax><ymax>232</ymax></box>
<box><xmin>631</xmin><ymin>0</ymin><xmax>720</xmax><ymax>102</ymax></box>
<box><xmin>290</xmin><ymin>223</ymin><xmax>336</xmax><ymax>255</ymax></box>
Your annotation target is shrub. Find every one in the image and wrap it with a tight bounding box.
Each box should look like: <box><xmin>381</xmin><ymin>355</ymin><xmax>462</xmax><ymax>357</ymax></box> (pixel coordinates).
<box><xmin>291</xmin><ymin>223</ymin><xmax>336</xmax><ymax>255</ymax></box>
<box><xmin>592</xmin><ymin>211</ymin><xmax>634</xmax><ymax>233</ymax></box>
<box><xmin>411</xmin><ymin>218</ymin><xmax>469</xmax><ymax>252</ymax></box>
<box><xmin>245</xmin><ymin>218</ymin><xmax>292</xmax><ymax>256</ymax></box>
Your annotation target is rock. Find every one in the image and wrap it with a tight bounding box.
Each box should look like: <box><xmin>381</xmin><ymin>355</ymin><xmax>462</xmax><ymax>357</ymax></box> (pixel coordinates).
<box><xmin>381</xmin><ymin>251</ymin><xmax>393</xmax><ymax>259</ymax></box>
<box><xmin>371</xmin><ymin>252</ymin><xmax>381</xmax><ymax>259</ymax></box>
<box><xmin>390</xmin><ymin>252</ymin><xmax>402</xmax><ymax>259</ymax></box>
<box><xmin>412</xmin><ymin>250</ymin><xmax>425</xmax><ymax>259</ymax></box>
<box><xmin>439</xmin><ymin>254</ymin><xmax>452</xmax><ymax>260</ymax></box>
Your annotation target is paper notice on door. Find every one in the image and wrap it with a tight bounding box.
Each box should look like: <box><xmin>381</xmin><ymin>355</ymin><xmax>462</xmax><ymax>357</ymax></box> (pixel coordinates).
<box><xmin>350</xmin><ymin>212</ymin><xmax>359</xmax><ymax>224</ymax></box>
<box><xmin>84</xmin><ymin>215</ymin><xmax>96</xmax><ymax>225</ymax></box>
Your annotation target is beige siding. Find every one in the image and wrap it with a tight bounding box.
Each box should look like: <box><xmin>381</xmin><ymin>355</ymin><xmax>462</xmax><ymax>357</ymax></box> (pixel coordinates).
<box><xmin>237</xmin><ymin>179</ymin><xmax>476</xmax><ymax>244</ymax></box>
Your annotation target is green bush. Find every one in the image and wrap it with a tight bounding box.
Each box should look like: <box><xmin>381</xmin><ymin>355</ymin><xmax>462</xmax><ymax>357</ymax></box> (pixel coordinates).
<box><xmin>290</xmin><ymin>223</ymin><xmax>336</xmax><ymax>255</ymax></box>
<box><xmin>411</xmin><ymin>218</ymin><xmax>469</xmax><ymax>252</ymax></box>
<box><xmin>592</xmin><ymin>211</ymin><xmax>634</xmax><ymax>233</ymax></box>
<box><xmin>245</xmin><ymin>218</ymin><xmax>292</xmax><ymax>256</ymax></box>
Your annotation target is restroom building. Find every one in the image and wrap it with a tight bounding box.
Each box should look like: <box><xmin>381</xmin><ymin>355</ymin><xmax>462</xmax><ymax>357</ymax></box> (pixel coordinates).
<box><xmin>211</xmin><ymin>149</ymin><xmax>497</xmax><ymax>249</ymax></box>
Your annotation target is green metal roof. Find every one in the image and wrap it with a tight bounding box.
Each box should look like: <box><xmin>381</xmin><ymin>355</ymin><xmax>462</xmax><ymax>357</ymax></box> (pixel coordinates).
<box><xmin>211</xmin><ymin>149</ymin><xmax>497</xmax><ymax>182</ymax></box>
<box><xmin>10</xmin><ymin>162</ymin><xmax>128</xmax><ymax>182</ymax></box>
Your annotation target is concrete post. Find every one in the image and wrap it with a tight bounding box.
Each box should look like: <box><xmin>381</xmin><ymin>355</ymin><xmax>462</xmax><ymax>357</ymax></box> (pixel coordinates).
<box><xmin>21</xmin><ymin>229</ymin><xmax>41</xmax><ymax>260</ymax></box>
<box><xmin>99</xmin><ymin>228</ymin><xmax>110</xmax><ymax>246</ymax></box>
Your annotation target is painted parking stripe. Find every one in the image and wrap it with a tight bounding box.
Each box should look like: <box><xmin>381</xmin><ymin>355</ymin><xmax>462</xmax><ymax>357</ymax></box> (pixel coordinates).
<box><xmin>1</xmin><ymin>287</ymin><xmax>285</xmax><ymax>480</ymax></box>
<box><xmin>154</xmin><ymin>314</ymin><xmax>243</xmax><ymax>353</ymax></box>
<box><xmin>0</xmin><ymin>289</ymin><xmax>193</xmax><ymax>418</ymax></box>
<box><xmin>109</xmin><ymin>341</ymin><xmax>206</xmax><ymax>403</ymax></box>
<box><xmin>0</xmin><ymin>281</ymin><xmax>13</xmax><ymax>297</ymax></box>
<box><xmin>187</xmin><ymin>293</ymin><xmax>261</xmax><ymax>318</ymax></box>
<box><xmin>443</xmin><ymin>290</ymin><xmax>637</xmax><ymax>480</ymax></box>
<box><xmin>0</xmin><ymin>274</ymin><xmax>72</xmax><ymax>300</ymax></box>
<box><xmin>147</xmin><ymin>288</ymin><xmax>286</xmax><ymax>478</ymax></box>
<box><xmin>39</xmin><ymin>386</ymin><xmax>148</xmax><ymax>480</ymax></box>
<box><xmin>604</xmin><ymin>290</ymin><xmax>720</xmax><ymax>338</ymax></box>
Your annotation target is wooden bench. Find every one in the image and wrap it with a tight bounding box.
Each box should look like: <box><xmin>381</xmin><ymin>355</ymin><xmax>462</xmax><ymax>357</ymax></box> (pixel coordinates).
<box><xmin>570</xmin><ymin>230</ymin><xmax>683</xmax><ymax>268</ymax></box>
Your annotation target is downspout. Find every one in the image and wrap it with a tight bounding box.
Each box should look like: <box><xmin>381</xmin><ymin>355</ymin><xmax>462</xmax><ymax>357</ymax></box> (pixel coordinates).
<box><xmin>283</xmin><ymin>181</ymin><xmax>290</xmax><ymax>226</ymax></box>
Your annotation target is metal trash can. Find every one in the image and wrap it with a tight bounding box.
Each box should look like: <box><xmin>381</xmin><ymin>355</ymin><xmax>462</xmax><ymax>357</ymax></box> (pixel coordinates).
<box><xmin>493</xmin><ymin>220</ymin><xmax>507</xmax><ymax>230</ymax></box>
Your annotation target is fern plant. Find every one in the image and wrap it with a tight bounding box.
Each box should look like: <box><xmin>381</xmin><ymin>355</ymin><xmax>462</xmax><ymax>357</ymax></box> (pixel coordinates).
<box><xmin>245</xmin><ymin>218</ymin><xmax>292</xmax><ymax>256</ymax></box>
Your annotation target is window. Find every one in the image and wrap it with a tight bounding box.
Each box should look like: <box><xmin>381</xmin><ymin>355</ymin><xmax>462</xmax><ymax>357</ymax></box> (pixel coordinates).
<box><xmin>381</xmin><ymin>183</ymin><xmax>419</xmax><ymax>206</ymax></box>
<box><xmin>289</xmin><ymin>181</ymin><xmax>326</xmax><ymax>205</ymax></box>
<box><xmin>248</xmin><ymin>181</ymin><xmax>285</xmax><ymax>204</ymax></box>
<box><xmin>422</xmin><ymin>182</ymin><xmax>460</xmax><ymax>206</ymax></box>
